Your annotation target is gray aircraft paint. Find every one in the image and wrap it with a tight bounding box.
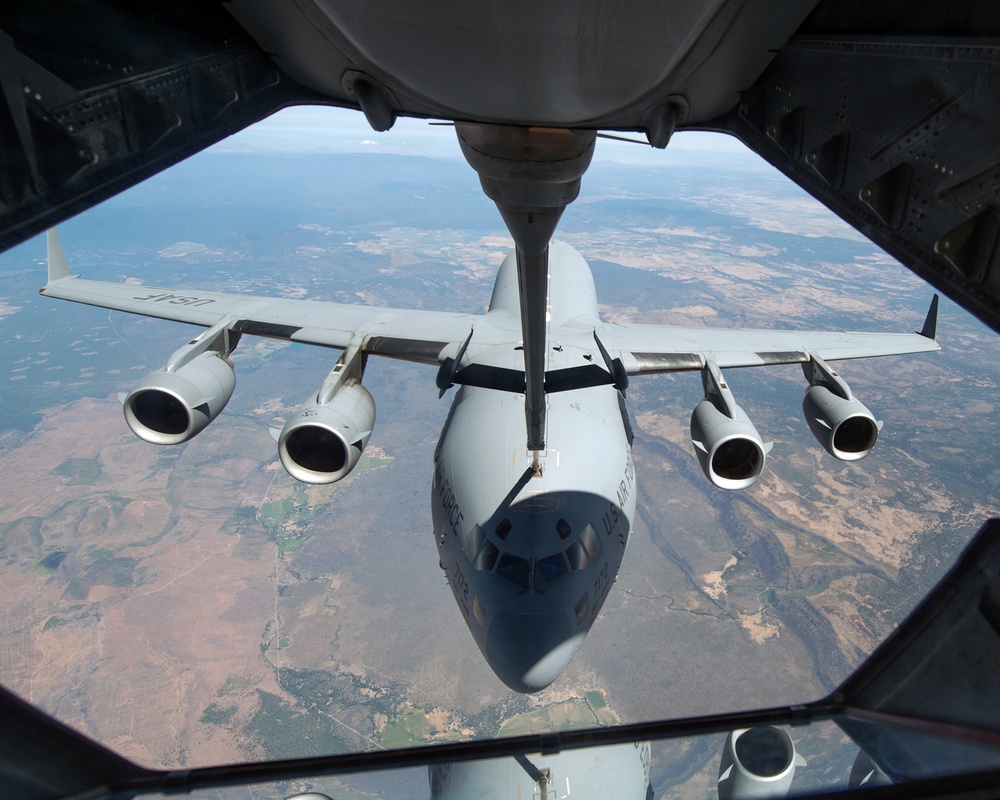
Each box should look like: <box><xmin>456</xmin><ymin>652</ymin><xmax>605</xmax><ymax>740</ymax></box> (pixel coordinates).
<box><xmin>432</xmin><ymin>243</ymin><xmax>636</xmax><ymax>693</ymax></box>
<box><xmin>429</xmin><ymin>741</ymin><xmax>651</xmax><ymax>800</ymax></box>
<box><xmin>40</xmin><ymin>231</ymin><xmax>938</xmax><ymax>694</ymax></box>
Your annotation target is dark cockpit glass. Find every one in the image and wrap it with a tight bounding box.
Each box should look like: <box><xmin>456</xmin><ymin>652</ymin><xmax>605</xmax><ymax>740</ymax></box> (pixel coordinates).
<box><xmin>496</xmin><ymin>554</ymin><xmax>531</xmax><ymax>590</ymax></box>
<box><xmin>472</xmin><ymin>594</ymin><xmax>487</xmax><ymax>627</ymax></box>
<box><xmin>534</xmin><ymin>552</ymin><xmax>569</xmax><ymax>590</ymax></box>
<box><xmin>580</xmin><ymin>523</ymin><xmax>603</xmax><ymax>561</ymax></box>
<box><xmin>463</xmin><ymin>525</ymin><xmax>486</xmax><ymax>562</ymax></box>
<box><xmin>475</xmin><ymin>540</ymin><xmax>501</xmax><ymax>571</ymax></box>
<box><xmin>465</xmin><ymin>517</ymin><xmax>604</xmax><ymax>591</ymax></box>
<box><xmin>565</xmin><ymin>540</ymin><xmax>590</xmax><ymax>570</ymax></box>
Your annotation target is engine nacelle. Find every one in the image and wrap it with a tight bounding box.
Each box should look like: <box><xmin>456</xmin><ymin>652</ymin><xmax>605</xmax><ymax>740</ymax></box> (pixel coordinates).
<box><xmin>803</xmin><ymin>384</ymin><xmax>880</xmax><ymax>461</ymax></box>
<box><xmin>279</xmin><ymin>380</ymin><xmax>375</xmax><ymax>484</ymax></box>
<box><xmin>718</xmin><ymin>727</ymin><xmax>800</xmax><ymax>800</ymax></box>
<box><xmin>691</xmin><ymin>399</ymin><xmax>767</xmax><ymax>490</ymax></box>
<box><xmin>123</xmin><ymin>352</ymin><xmax>236</xmax><ymax>445</ymax></box>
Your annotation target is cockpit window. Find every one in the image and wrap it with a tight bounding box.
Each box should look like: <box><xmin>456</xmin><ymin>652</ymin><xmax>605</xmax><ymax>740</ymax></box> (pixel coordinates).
<box><xmin>462</xmin><ymin>525</ymin><xmax>485</xmax><ymax>562</ymax></box>
<box><xmin>475</xmin><ymin>540</ymin><xmax>500</xmax><ymax>571</ymax></box>
<box><xmin>565</xmin><ymin>540</ymin><xmax>590</xmax><ymax>570</ymax></box>
<box><xmin>466</xmin><ymin>519</ymin><xmax>596</xmax><ymax>590</ymax></box>
<box><xmin>534</xmin><ymin>552</ymin><xmax>568</xmax><ymax>590</ymax></box>
<box><xmin>472</xmin><ymin>594</ymin><xmax>487</xmax><ymax>627</ymax></box>
<box><xmin>496</xmin><ymin>554</ymin><xmax>530</xmax><ymax>590</ymax></box>
<box><xmin>580</xmin><ymin>523</ymin><xmax>603</xmax><ymax>562</ymax></box>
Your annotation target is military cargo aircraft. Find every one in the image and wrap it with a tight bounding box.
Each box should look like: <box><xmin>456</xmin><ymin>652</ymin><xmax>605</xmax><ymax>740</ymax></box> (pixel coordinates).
<box><xmin>41</xmin><ymin>229</ymin><xmax>938</xmax><ymax>692</ymax></box>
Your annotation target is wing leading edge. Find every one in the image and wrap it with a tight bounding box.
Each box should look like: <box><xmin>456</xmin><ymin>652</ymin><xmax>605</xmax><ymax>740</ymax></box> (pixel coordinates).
<box><xmin>41</xmin><ymin>229</ymin><xmax>479</xmax><ymax>364</ymax></box>
<box><xmin>596</xmin><ymin>298</ymin><xmax>940</xmax><ymax>376</ymax></box>
<box><xmin>39</xmin><ymin>230</ymin><xmax>941</xmax><ymax>496</ymax></box>
<box><xmin>42</xmin><ymin>228</ymin><xmax>939</xmax><ymax>383</ymax></box>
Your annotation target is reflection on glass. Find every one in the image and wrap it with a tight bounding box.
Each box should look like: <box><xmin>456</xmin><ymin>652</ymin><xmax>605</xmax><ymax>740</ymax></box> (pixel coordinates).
<box><xmin>565</xmin><ymin>540</ymin><xmax>590</xmax><ymax>570</ymax></box>
<box><xmin>534</xmin><ymin>552</ymin><xmax>568</xmax><ymax>590</ymax></box>
<box><xmin>496</xmin><ymin>554</ymin><xmax>531</xmax><ymax>590</ymax></box>
<box><xmin>462</xmin><ymin>525</ymin><xmax>486</xmax><ymax>562</ymax></box>
<box><xmin>475</xmin><ymin>540</ymin><xmax>500</xmax><ymax>571</ymax></box>
<box><xmin>580</xmin><ymin>523</ymin><xmax>602</xmax><ymax>562</ymax></box>
<box><xmin>133</xmin><ymin>715</ymin><xmax>1000</xmax><ymax>800</ymax></box>
<box><xmin>472</xmin><ymin>594</ymin><xmax>487</xmax><ymax>627</ymax></box>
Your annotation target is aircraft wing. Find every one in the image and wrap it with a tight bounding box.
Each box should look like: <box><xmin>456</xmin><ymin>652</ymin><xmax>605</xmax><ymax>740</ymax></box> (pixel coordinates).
<box><xmin>39</xmin><ymin>230</ymin><xmax>478</xmax><ymax>365</ymax></box>
<box><xmin>595</xmin><ymin>298</ymin><xmax>939</xmax><ymax>376</ymax></box>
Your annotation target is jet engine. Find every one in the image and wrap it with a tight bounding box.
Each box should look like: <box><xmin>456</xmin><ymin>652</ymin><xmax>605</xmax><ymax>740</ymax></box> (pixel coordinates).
<box><xmin>691</xmin><ymin>399</ymin><xmax>768</xmax><ymax>490</ymax></box>
<box><xmin>801</xmin><ymin>356</ymin><xmax>881</xmax><ymax>461</ymax></box>
<box><xmin>718</xmin><ymin>726</ymin><xmax>802</xmax><ymax>800</ymax></box>
<box><xmin>802</xmin><ymin>385</ymin><xmax>880</xmax><ymax>461</ymax></box>
<box><xmin>123</xmin><ymin>352</ymin><xmax>236</xmax><ymax>445</ymax></box>
<box><xmin>278</xmin><ymin>379</ymin><xmax>375</xmax><ymax>484</ymax></box>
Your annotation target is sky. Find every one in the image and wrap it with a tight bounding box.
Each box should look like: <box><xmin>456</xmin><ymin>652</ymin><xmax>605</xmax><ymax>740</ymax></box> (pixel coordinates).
<box><xmin>211</xmin><ymin>105</ymin><xmax>763</xmax><ymax>167</ymax></box>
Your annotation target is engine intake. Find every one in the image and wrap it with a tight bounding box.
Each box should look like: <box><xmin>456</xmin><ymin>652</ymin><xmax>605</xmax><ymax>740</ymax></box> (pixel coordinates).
<box><xmin>803</xmin><ymin>385</ymin><xmax>880</xmax><ymax>461</ymax></box>
<box><xmin>718</xmin><ymin>727</ymin><xmax>800</xmax><ymax>800</ymax></box>
<box><xmin>279</xmin><ymin>379</ymin><xmax>375</xmax><ymax>484</ymax></box>
<box><xmin>691</xmin><ymin>399</ymin><xmax>767</xmax><ymax>490</ymax></box>
<box><xmin>123</xmin><ymin>352</ymin><xmax>236</xmax><ymax>445</ymax></box>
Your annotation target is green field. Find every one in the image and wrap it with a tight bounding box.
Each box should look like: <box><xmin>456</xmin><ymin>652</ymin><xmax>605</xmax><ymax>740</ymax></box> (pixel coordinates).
<box><xmin>257</xmin><ymin>491</ymin><xmax>316</xmax><ymax>555</ymax></box>
<box><xmin>497</xmin><ymin>699</ymin><xmax>602</xmax><ymax>736</ymax></box>
<box><xmin>379</xmin><ymin>722</ymin><xmax>423</xmax><ymax>749</ymax></box>
<box><xmin>378</xmin><ymin>706</ymin><xmax>466</xmax><ymax>749</ymax></box>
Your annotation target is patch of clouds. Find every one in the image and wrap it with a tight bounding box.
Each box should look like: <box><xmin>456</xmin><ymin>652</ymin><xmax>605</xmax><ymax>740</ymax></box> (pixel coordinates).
<box><xmin>159</xmin><ymin>242</ymin><xmax>207</xmax><ymax>258</ymax></box>
<box><xmin>210</xmin><ymin>106</ymin><xmax>463</xmax><ymax>159</ymax></box>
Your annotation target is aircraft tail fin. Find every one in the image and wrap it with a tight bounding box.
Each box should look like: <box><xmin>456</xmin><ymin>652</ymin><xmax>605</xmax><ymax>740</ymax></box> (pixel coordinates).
<box><xmin>918</xmin><ymin>294</ymin><xmax>939</xmax><ymax>340</ymax></box>
<box><xmin>46</xmin><ymin>229</ymin><xmax>72</xmax><ymax>283</ymax></box>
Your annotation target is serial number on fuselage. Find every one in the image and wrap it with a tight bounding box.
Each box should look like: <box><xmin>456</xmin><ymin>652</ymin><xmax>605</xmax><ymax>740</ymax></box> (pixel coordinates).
<box><xmin>452</xmin><ymin>563</ymin><xmax>471</xmax><ymax>617</ymax></box>
<box><xmin>133</xmin><ymin>292</ymin><xmax>216</xmax><ymax>307</ymax></box>
<box><xmin>590</xmin><ymin>562</ymin><xmax>611</xmax><ymax>625</ymax></box>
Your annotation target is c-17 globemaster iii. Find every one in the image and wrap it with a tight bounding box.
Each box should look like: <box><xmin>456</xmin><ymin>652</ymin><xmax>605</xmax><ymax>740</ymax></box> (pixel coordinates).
<box><xmin>40</xmin><ymin>229</ymin><xmax>939</xmax><ymax>692</ymax></box>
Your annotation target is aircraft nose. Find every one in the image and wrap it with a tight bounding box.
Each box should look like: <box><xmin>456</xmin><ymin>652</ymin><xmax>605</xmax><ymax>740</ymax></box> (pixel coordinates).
<box><xmin>486</xmin><ymin>612</ymin><xmax>585</xmax><ymax>692</ymax></box>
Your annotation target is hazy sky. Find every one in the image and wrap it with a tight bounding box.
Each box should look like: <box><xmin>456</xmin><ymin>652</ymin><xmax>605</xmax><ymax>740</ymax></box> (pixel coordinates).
<box><xmin>212</xmin><ymin>105</ymin><xmax>762</xmax><ymax>167</ymax></box>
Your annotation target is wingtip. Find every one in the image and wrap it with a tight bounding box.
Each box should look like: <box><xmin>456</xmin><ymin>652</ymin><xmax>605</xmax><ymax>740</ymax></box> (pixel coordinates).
<box><xmin>46</xmin><ymin>228</ymin><xmax>72</xmax><ymax>284</ymax></box>
<box><xmin>918</xmin><ymin>294</ymin><xmax>939</xmax><ymax>340</ymax></box>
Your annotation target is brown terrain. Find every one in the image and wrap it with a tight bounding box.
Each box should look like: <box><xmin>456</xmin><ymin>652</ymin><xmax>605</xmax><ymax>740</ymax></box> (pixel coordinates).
<box><xmin>0</xmin><ymin>154</ymin><xmax>996</xmax><ymax>796</ymax></box>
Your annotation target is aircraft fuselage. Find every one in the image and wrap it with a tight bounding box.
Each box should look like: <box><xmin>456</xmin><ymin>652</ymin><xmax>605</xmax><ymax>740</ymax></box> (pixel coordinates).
<box><xmin>429</xmin><ymin>741</ymin><xmax>652</xmax><ymax>800</ymax></box>
<box><xmin>432</xmin><ymin>243</ymin><xmax>637</xmax><ymax>692</ymax></box>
